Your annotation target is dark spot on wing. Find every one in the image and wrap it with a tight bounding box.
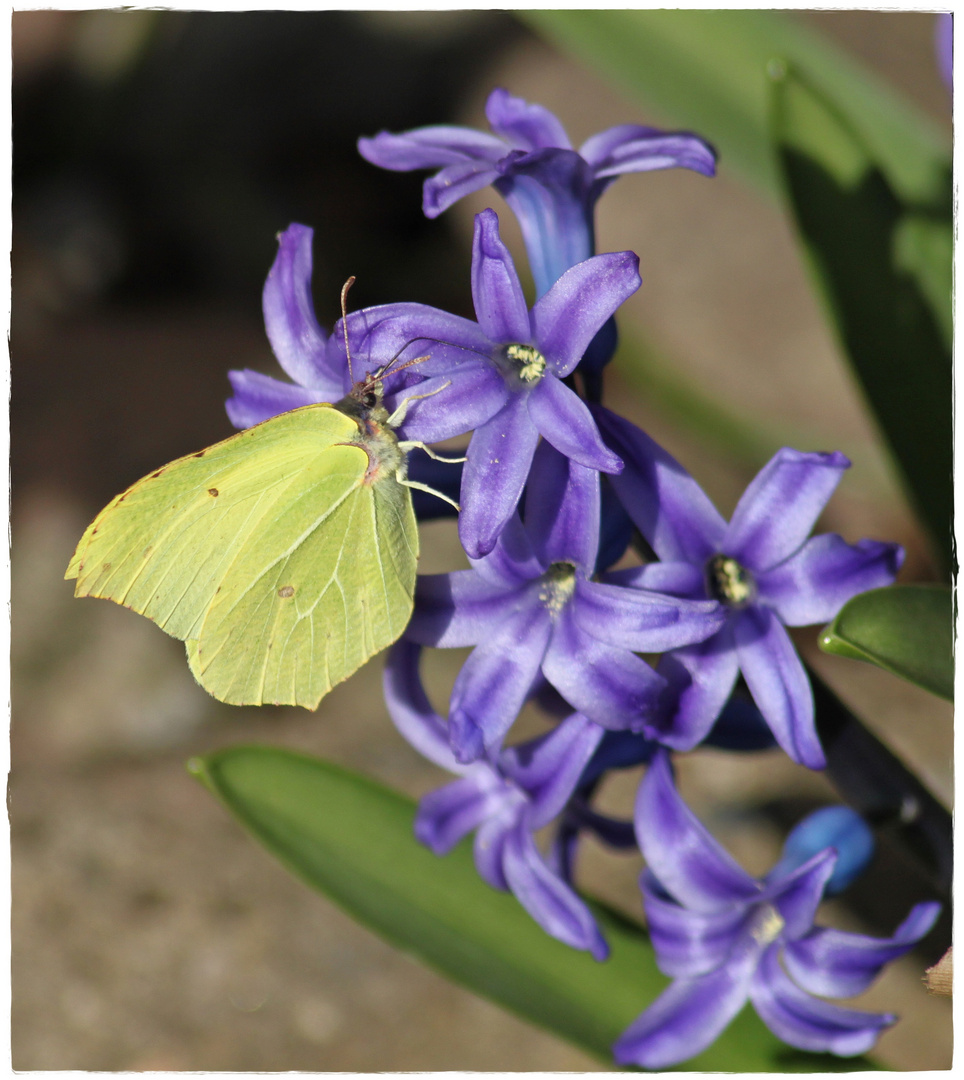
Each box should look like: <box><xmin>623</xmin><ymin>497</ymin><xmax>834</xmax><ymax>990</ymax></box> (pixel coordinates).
<box><xmin>208</xmin><ymin>488</ymin><xmax>219</xmax><ymax>497</ymax></box>
<box><xmin>102</xmin><ymin>563</ymin><xmax>111</xmax><ymax>572</ymax></box>
<box><xmin>278</xmin><ymin>585</ymin><xmax>295</xmax><ymax>598</ymax></box>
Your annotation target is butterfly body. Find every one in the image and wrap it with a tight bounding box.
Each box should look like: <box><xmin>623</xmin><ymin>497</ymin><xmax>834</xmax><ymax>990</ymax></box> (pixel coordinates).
<box><xmin>66</xmin><ymin>384</ymin><xmax>418</xmax><ymax>709</ymax></box>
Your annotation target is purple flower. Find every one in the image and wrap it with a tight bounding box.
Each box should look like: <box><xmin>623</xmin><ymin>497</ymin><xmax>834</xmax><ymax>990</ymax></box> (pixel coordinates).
<box><xmin>358</xmin><ymin>87</ymin><xmax>716</xmax><ymax>299</ymax></box>
<box><xmin>613</xmin><ymin>750</ymin><xmax>941</xmax><ymax>1069</ymax></box>
<box><xmin>225</xmin><ymin>224</ymin><xmax>351</xmax><ymax>429</ymax></box>
<box><xmin>595</xmin><ymin>409</ymin><xmax>904</xmax><ymax>769</ymax></box>
<box><xmin>384</xmin><ymin>638</ymin><xmax>609</xmax><ymax>959</ymax></box>
<box><xmin>936</xmin><ymin>13</ymin><xmax>953</xmax><ymax>91</ymax></box>
<box><xmin>404</xmin><ymin>441</ymin><xmax>725</xmax><ymax>762</ymax></box>
<box><xmin>340</xmin><ymin>209</ymin><xmax>639</xmax><ymax>558</ymax></box>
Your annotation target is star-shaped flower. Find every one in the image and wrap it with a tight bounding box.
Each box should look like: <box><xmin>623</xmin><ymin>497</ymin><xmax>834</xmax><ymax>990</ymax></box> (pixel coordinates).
<box><xmin>385</xmin><ymin>638</ymin><xmax>609</xmax><ymax>959</ymax></box>
<box><xmin>613</xmin><ymin>750</ymin><xmax>941</xmax><ymax>1069</ymax></box>
<box><xmin>341</xmin><ymin>209</ymin><xmax>639</xmax><ymax>557</ymax></box>
<box><xmin>594</xmin><ymin>408</ymin><xmax>904</xmax><ymax>768</ymax></box>
<box><xmin>403</xmin><ymin>441</ymin><xmax>725</xmax><ymax>761</ymax></box>
<box><xmin>359</xmin><ymin>86</ymin><xmax>715</xmax><ymax>298</ymax></box>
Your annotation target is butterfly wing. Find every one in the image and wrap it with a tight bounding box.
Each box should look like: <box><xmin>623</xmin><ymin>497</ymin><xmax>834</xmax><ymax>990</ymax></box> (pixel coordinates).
<box><xmin>67</xmin><ymin>402</ymin><xmax>418</xmax><ymax>708</ymax></box>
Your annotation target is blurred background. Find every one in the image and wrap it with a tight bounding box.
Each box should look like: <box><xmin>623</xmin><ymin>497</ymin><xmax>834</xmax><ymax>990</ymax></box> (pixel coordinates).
<box><xmin>11</xmin><ymin>9</ymin><xmax>952</xmax><ymax>1071</ymax></box>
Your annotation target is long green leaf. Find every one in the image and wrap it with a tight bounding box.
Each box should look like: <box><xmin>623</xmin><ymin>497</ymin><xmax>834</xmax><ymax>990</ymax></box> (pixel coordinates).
<box><xmin>819</xmin><ymin>585</ymin><xmax>954</xmax><ymax>701</ymax></box>
<box><xmin>770</xmin><ymin>67</ymin><xmax>952</xmax><ymax>571</ymax></box>
<box><xmin>189</xmin><ymin>745</ymin><xmax>871</xmax><ymax>1071</ymax></box>
<box><xmin>521</xmin><ymin>10</ymin><xmax>948</xmax><ymax>205</ymax></box>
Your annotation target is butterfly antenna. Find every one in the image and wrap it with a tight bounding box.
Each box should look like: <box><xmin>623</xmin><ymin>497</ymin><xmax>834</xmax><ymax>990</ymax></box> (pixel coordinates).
<box><xmin>341</xmin><ymin>276</ymin><xmax>356</xmax><ymax>385</ymax></box>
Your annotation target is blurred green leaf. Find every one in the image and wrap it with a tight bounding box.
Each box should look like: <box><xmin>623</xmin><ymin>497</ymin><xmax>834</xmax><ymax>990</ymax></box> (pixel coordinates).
<box><xmin>770</xmin><ymin>68</ymin><xmax>952</xmax><ymax>572</ymax></box>
<box><xmin>521</xmin><ymin>10</ymin><xmax>949</xmax><ymax>205</ymax></box>
<box><xmin>819</xmin><ymin>585</ymin><xmax>953</xmax><ymax>701</ymax></box>
<box><xmin>189</xmin><ymin>745</ymin><xmax>871</xmax><ymax>1071</ymax></box>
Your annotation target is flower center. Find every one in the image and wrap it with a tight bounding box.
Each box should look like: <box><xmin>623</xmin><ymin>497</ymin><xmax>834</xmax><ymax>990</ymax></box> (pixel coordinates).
<box><xmin>539</xmin><ymin>561</ymin><xmax>577</xmax><ymax>614</ymax></box>
<box><xmin>502</xmin><ymin>343</ymin><xmax>547</xmax><ymax>385</ymax></box>
<box><xmin>748</xmin><ymin>902</ymin><xmax>785</xmax><ymax>946</ymax></box>
<box><xmin>705</xmin><ymin>554</ymin><xmax>756</xmax><ymax>608</ymax></box>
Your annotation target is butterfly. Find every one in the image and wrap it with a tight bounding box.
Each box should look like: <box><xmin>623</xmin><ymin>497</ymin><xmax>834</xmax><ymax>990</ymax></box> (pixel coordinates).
<box><xmin>66</xmin><ymin>283</ymin><xmax>455</xmax><ymax>709</ymax></box>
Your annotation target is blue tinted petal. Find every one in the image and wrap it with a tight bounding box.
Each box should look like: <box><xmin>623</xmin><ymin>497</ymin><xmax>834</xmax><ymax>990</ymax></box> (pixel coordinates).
<box><xmin>459</xmin><ymin>398</ymin><xmax>540</xmax><ymax>560</ymax></box>
<box><xmin>415</xmin><ymin>772</ymin><xmax>502</xmax><ymax>854</ymax></box>
<box><xmin>543</xmin><ymin>608</ymin><xmax>666</xmax><ymax>729</ymax></box>
<box><xmin>408</xmin><ymin>571</ymin><xmax>524</xmax><ymax>648</ymax></box>
<box><xmin>750</xmin><ymin>947</ymin><xmax>894</xmax><ymax>1056</ymax></box>
<box><xmin>224</xmin><ymin>369</ymin><xmax>331</xmax><ymax>429</ymax></box>
<box><xmin>783</xmin><ymin>902</ymin><xmax>942</xmax><ymax>998</ymax></box>
<box><xmin>358</xmin><ymin>125</ymin><xmax>507</xmax><ymax>169</ymax></box>
<box><xmin>766</xmin><ymin>850</ymin><xmax>836</xmax><ymax>940</ymax></box>
<box><xmin>383</xmin><ymin>640</ymin><xmax>464</xmax><ymax>772</ymax></box>
<box><xmin>261</xmin><ymin>224</ymin><xmax>331</xmax><ymax>387</ymax></box>
<box><xmin>613</xmin><ymin>959</ymin><xmax>756</xmax><ymax>1069</ymax></box>
<box><xmin>580</xmin><ymin>124</ymin><xmax>717</xmax><ymax>178</ymax></box>
<box><xmin>524</xmin><ymin>442</ymin><xmax>600</xmax><ymax>573</ymax></box>
<box><xmin>502</xmin><ymin>820</ymin><xmax>609</xmax><ymax>960</ymax></box>
<box><xmin>758</xmin><ymin>535</ymin><xmax>903</xmax><ymax>627</ymax></box>
<box><xmin>606</xmin><ymin>560</ymin><xmax>706</xmax><ymax>599</ymax></box>
<box><xmin>471</xmin><ymin>209</ymin><xmax>531</xmax><ymax>343</ymax></box>
<box><xmin>734</xmin><ymin>606</ymin><xmax>825</xmax><ymax>769</ymax></box>
<box><xmin>723</xmin><ymin>448</ymin><xmax>850</xmax><ymax>571</ymax></box>
<box><xmin>592</xmin><ymin>405</ymin><xmax>726</xmax><ymax>563</ymax></box>
<box><xmin>527</xmin><ymin>375</ymin><xmax>623</xmax><ymax>474</ymax></box>
<box><xmin>635</xmin><ymin>750</ymin><xmax>760</xmax><ymax>911</ymax></box>
<box><xmin>530</xmin><ymin>252</ymin><xmax>640</xmax><ymax>376</ymax></box>
<box><xmin>485</xmin><ymin>87</ymin><xmax>572</xmax><ymax>150</ymax></box>
<box><xmin>769</xmin><ymin>807</ymin><xmax>875</xmax><ymax>897</ymax></box>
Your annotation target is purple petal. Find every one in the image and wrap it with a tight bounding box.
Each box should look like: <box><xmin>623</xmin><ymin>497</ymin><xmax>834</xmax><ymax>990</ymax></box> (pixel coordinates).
<box><xmin>470</xmin><ymin>512</ymin><xmax>545</xmax><ymax>588</ymax></box>
<box><xmin>750</xmin><ymin>946</ymin><xmax>894</xmax><ymax>1056</ymax></box>
<box><xmin>495</xmin><ymin>150</ymin><xmax>596</xmax><ymax>295</ymax></box>
<box><xmin>527</xmin><ymin>375</ymin><xmax>623</xmax><ymax>473</ymax></box>
<box><xmin>723</xmin><ymin>448</ymin><xmax>850</xmax><ymax>571</ymax></box>
<box><xmin>574</xmin><ymin>579</ymin><xmax>724</xmax><ymax>653</ymax></box>
<box><xmin>500</xmin><ymin>712</ymin><xmax>604</xmax><ymax>827</ymax></box>
<box><xmin>524</xmin><ymin>442</ymin><xmax>600</xmax><ymax>573</ymax></box>
<box><xmin>502</xmin><ymin>819</ymin><xmax>608</xmax><ymax>959</ymax></box>
<box><xmin>635</xmin><ymin>750</ymin><xmax>760</xmax><ymax>911</ymax></box>
<box><xmin>224</xmin><ymin>369</ymin><xmax>333</xmax><ymax>430</ymax></box>
<box><xmin>459</xmin><ymin>398</ymin><xmax>540</xmax><ymax>560</ymax></box>
<box><xmin>485</xmin><ymin>87</ymin><xmax>572</xmax><ymax>151</ymax></box>
<box><xmin>613</xmin><ymin>959</ymin><xmax>756</xmax><ymax>1069</ymax></box>
<box><xmin>734</xmin><ymin>606</ymin><xmax>825</xmax><ymax>769</ymax></box>
<box><xmin>394</xmin><ymin>365</ymin><xmax>508</xmax><ymax>444</ymax></box>
<box><xmin>543</xmin><ymin>608</ymin><xmax>666</xmax><ymax>729</ymax></box>
<box><xmin>471</xmin><ymin>209</ymin><xmax>531</xmax><ymax>343</ymax></box>
<box><xmin>766</xmin><ymin>850</ymin><xmax>836</xmax><ymax>940</ymax></box>
<box><xmin>530</xmin><ymin>252</ymin><xmax>640</xmax><ymax>376</ymax></box>
<box><xmin>783</xmin><ymin>901</ymin><xmax>941</xmax><ymax>999</ymax></box>
<box><xmin>641</xmin><ymin>871</ymin><xmax>748</xmax><ymax>977</ymax></box>
<box><xmin>650</xmin><ymin>632</ymin><xmax>740</xmax><ymax>749</ymax></box>
<box><xmin>358</xmin><ymin>125</ymin><xmax>507</xmax><ymax>170</ymax></box>
<box><xmin>261</xmin><ymin>224</ymin><xmax>331</xmax><ymax>387</ymax></box>
<box><xmin>474</xmin><ymin>813</ymin><xmax>515</xmax><ymax>890</ymax></box>
<box><xmin>580</xmin><ymin>124</ymin><xmax>717</xmax><ymax>178</ymax></box>
<box><xmin>606</xmin><ymin>560</ymin><xmax>706</xmax><ymax>599</ymax></box>
<box><xmin>758</xmin><ymin>536</ymin><xmax>903</xmax><ymax>627</ymax></box>
<box><xmin>415</xmin><ymin>772</ymin><xmax>502</xmax><ymax>854</ymax></box>
<box><xmin>339</xmin><ymin>302</ymin><xmax>492</xmax><ymax>380</ymax></box>
<box><xmin>383</xmin><ymin>640</ymin><xmax>465</xmax><ymax>772</ymax></box>
<box><xmin>592</xmin><ymin>406</ymin><xmax>726</xmax><ymax>562</ymax></box>
<box><xmin>423</xmin><ymin>161</ymin><xmax>502</xmax><ymax>217</ymax></box>
<box><xmin>408</xmin><ymin>571</ymin><xmax>525</xmax><ymax>648</ymax></box>
<box><xmin>449</xmin><ymin>606</ymin><xmax>553</xmax><ymax>759</ymax></box>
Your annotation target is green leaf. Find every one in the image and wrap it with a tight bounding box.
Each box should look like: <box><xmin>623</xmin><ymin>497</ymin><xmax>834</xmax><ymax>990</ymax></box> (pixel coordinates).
<box><xmin>819</xmin><ymin>585</ymin><xmax>954</xmax><ymax>701</ymax></box>
<box><xmin>189</xmin><ymin>745</ymin><xmax>872</xmax><ymax>1071</ymax></box>
<box><xmin>770</xmin><ymin>68</ymin><xmax>952</xmax><ymax>572</ymax></box>
<box><xmin>521</xmin><ymin>10</ymin><xmax>949</xmax><ymax>205</ymax></box>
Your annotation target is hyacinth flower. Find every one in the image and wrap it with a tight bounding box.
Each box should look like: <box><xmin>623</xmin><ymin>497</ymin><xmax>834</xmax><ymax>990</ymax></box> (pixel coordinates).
<box><xmin>337</xmin><ymin>209</ymin><xmax>639</xmax><ymax>558</ymax></box>
<box><xmin>385</xmin><ymin>638</ymin><xmax>609</xmax><ymax>959</ymax></box>
<box><xmin>614</xmin><ymin>751</ymin><xmax>940</xmax><ymax>1069</ymax></box>
<box><xmin>358</xmin><ymin>86</ymin><xmax>716</xmax><ymax>300</ymax></box>
<box><xmin>403</xmin><ymin>440</ymin><xmax>725</xmax><ymax>762</ymax></box>
<box><xmin>594</xmin><ymin>408</ymin><xmax>903</xmax><ymax>769</ymax></box>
